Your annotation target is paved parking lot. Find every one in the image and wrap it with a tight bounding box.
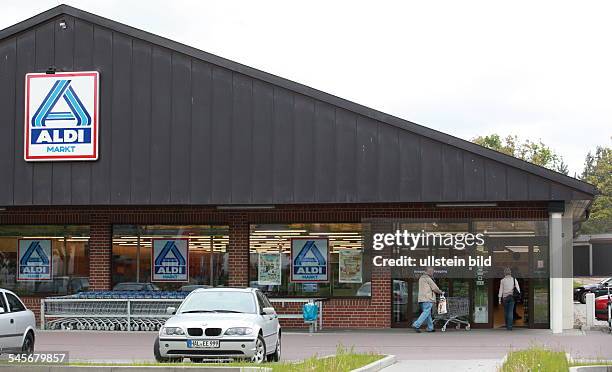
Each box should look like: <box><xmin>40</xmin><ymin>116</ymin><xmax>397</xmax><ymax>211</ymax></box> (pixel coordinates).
<box><xmin>34</xmin><ymin>327</ymin><xmax>612</xmax><ymax>363</ymax></box>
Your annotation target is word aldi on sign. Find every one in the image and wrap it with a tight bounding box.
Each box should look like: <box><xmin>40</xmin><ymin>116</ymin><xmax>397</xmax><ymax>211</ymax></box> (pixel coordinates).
<box><xmin>291</xmin><ymin>238</ymin><xmax>329</xmax><ymax>282</ymax></box>
<box><xmin>17</xmin><ymin>239</ymin><xmax>52</xmax><ymax>281</ymax></box>
<box><xmin>24</xmin><ymin>71</ymin><xmax>99</xmax><ymax>161</ymax></box>
<box><xmin>152</xmin><ymin>239</ymin><xmax>189</xmax><ymax>282</ymax></box>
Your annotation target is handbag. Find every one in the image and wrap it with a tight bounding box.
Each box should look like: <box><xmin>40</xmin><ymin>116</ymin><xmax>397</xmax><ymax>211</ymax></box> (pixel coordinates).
<box><xmin>512</xmin><ymin>278</ymin><xmax>522</xmax><ymax>303</ymax></box>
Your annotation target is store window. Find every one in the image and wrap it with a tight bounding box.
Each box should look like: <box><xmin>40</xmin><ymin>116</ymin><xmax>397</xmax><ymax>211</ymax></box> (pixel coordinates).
<box><xmin>0</xmin><ymin>225</ymin><xmax>90</xmax><ymax>296</ymax></box>
<box><xmin>112</xmin><ymin>225</ymin><xmax>229</xmax><ymax>291</ymax></box>
<box><xmin>249</xmin><ymin>223</ymin><xmax>369</xmax><ymax>298</ymax></box>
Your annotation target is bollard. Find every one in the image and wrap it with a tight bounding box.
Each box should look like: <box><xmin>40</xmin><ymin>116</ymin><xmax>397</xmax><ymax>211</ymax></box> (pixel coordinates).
<box><xmin>585</xmin><ymin>292</ymin><xmax>595</xmax><ymax>330</ymax></box>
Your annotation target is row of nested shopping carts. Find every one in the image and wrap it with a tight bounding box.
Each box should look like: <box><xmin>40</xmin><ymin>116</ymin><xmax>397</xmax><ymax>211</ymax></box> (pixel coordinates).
<box><xmin>41</xmin><ymin>291</ymin><xmax>188</xmax><ymax>331</ymax></box>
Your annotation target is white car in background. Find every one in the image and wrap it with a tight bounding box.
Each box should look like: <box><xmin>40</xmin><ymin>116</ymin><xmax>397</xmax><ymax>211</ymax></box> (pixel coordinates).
<box><xmin>0</xmin><ymin>289</ymin><xmax>36</xmax><ymax>354</ymax></box>
<box><xmin>154</xmin><ymin>287</ymin><xmax>281</xmax><ymax>363</ymax></box>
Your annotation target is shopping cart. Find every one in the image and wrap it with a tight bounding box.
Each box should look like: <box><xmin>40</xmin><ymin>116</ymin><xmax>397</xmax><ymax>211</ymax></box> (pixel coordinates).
<box><xmin>41</xmin><ymin>292</ymin><xmax>186</xmax><ymax>331</ymax></box>
<box><xmin>433</xmin><ymin>296</ymin><xmax>471</xmax><ymax>331</ymax></box>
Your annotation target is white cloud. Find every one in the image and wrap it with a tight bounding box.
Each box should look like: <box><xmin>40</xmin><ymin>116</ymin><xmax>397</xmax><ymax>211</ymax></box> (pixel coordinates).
<box><xmin>2</xmin><ymin>0</ymin><xmax>611</xmax><ymax>176</ymax></box>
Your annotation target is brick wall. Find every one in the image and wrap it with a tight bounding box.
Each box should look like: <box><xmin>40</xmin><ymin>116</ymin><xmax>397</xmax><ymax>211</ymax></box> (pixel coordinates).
<box><xmin>228</xmin><ymin>213</ymin><xmax>249</xmax><ymax>287</ymax></box>
<box><xmin>2</xmin><ymin>202</ymin><xmax>548</xmax><ymax>329</ymax></box>
<box><xmin>89</xmin><ymin>213</ymin><xmax>111</xmax><ymax>291</ymax></box>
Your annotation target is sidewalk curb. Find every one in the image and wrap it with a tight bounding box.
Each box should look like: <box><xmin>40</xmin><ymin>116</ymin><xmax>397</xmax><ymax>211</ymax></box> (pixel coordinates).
<box><xmin>351</xmin><ymin>355</ymin><xmax>396</xmax><ymax>372</ymax></box>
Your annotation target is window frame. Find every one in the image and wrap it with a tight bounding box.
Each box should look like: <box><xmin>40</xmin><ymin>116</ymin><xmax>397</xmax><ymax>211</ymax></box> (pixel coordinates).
<box><xmin>5</xmin><ymin>292</ymin><xmax>26</xmax><ymax>313</ymax></box>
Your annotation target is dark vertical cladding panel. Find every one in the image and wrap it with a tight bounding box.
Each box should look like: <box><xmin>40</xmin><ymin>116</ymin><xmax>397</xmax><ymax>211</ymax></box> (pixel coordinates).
<box><xmin>507</xmin><ymin>167</ymin><xmax>528</xmax><ymax>200</ymax></box>
<box><xmin>170</xmin><ymin>53</ymin><xmax>192</xmax><ymax>204</ymax></box>
<box><xmin>378</xmin><ymin>124</ymin><xmax>399</xmax><ymax>202</ymax></box>
<box><xmin>71</xmin><ymin>19</ymin><xmax>94</xmax><ymax>205</ymax></box>
<box><xmin>313</xmin><ymin>101</ymin><xmax>336</xmax><ymax>202</ymax></box>
<box><xmin>463</xmin><ymin>153</ymin><xmax>485</xmax><ymax>201</ymax></box>
<box><xmin>91</xmin><ymin>25</ymin><xmax>113</xmax><ymax>204</ymax></box>
<box><xmin>32</xmin><ymin>22</ymin><xmax>54</xmax><ymax>205</ymax></box>
<box><xmin>13</xmin><ymin>31</ymin><xmax>35</xmax><ymax>205</ymax></box>
<box><xmin>550</xmin><ymin>182</ymin><xmax>572</xmax><ymax>201</ymax></box>
<box><xmin>251</xmin><ymin>80</ymin><xmax>273</xmax><ymax>203</ymax></box>
<box><xmin>272</xmin><ymin>87</ymin><xmax>294</xmax><ymax>203</ymax></box>
<box><xmin>528</xmin><ymin>175</ymin><xmax>550</xmax><ymax>200</ymax></box>
<box><xmin>52</xmin><ymin>16</ymin><xmax>75</xmax><ymax>204</ymax></box>
<box><xmin>210</xmin><ymin>66</ymin><xmax>232</xmax><ymax>204</ymax></box>
<box><xmin>190</xmin><ymin>60</ymin><xmax>212</xmax><ymax>204</ymax></box>
<box><xmin>484</xmin><ymin>159</ymin><xmax>507</xmax><ymax>201</ymax></box>
<box><xmin>231</xmin><ymin>73</ymin><xmax>253</xmax><ymax>203</ymax></box>
<box><xmin>356</xmin><ymin>116</ymin><xmax>378</xmax><ymax>201</ymax></box>
<box><xmin>420</xmin><ymin>138</ymin><xmax>442</xmax><ymax>201</ymax></box>
<box><xmin>293</xmin><ymin>94</ymin><xmax>315</xmax><ymax>203</ymax></box>
<box><xmin>109</xmin><ymin>33</ymin><xmax>132</xmax><ymax>204</ymax></box>
<box><xmin>130</xmin><ymin>39</ymin><xmax>152</xmax><ymax>204</ymax></box>
<box><xmin>0</xmin><ymin>38</ymin><xmax>16</xmax><ymax>205</ymax></box>
<box><xmin>150</xmin><ymin>46</ymin><xmax>172</xmax><ymax>204</ymax></box>
<box><xmin>399</xmin><ymin>131</ymin><xmax>420</xmax><ymax>201</ymax></box>
<box><xmin>335</xmin><ymin>109</ymin><xmax>357</xmax><ymax>202</ymax></box>
<box><xmin>441</xmin><ymin>145</ymin><xmax>463</xmax><ymax>201</ymax></box>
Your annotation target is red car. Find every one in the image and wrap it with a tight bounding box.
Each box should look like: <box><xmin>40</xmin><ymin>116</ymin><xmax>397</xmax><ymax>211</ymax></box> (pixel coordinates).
<box><xmin>595</xmin><ymin>295</ymin><xmax>611</xmax><ymax>322</ymax></box>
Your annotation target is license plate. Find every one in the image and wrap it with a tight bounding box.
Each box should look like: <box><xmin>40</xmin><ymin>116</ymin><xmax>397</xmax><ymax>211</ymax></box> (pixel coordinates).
<box><xmin>187</xmin><ymin>339</ymin><xmax>220</xmax><ymax>348</ymax></box>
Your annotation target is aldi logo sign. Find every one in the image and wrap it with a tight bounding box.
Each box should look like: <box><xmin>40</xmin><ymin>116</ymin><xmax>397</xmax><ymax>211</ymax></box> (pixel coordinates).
<box><xmin>25</xmin><ymin>71</ymin><xmax>99</xmax><ymax>161</ymax></box>
<box><xmin>17</xmin><ymin>239</ymin><xmax>52</xmax><ymax>281</ymax></box>
<box><xmin>291</xmin><ymin>238</ymin><xmax>329</xmax><ymax>282</ymax></box>
<box><xmin>152</xmin><ymin>239</ymin><xmax>189</xmax><ymax>282</ymax></box>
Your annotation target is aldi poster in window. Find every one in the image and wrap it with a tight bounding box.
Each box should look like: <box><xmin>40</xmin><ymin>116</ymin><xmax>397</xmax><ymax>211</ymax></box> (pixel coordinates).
<box><xmin>291</xmin><ymin>238</ymin><xmax>329</xmax><ymax>282</ymax></box>
<box><xmin>152</xmin><ymin>238</ymin><xmax>189</xmax><ymax>282</ymax></box>
<box><xmin>17</xmin><ymin>239</ymin><xmax>52</xmax><ymax>281</ymax></box>
<box><xmin>339</xmin><ymin>249</ymin><xmax>363</xmax><ymax>283</ymax></box>
<box><xmin>258</xmin><ymin>253</ymin><xmax>281</xmax><ymax>285</ymax></box>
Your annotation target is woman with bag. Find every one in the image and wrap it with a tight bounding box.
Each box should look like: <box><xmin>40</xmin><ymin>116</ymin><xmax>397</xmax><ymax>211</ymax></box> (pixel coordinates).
<box><xmin>498</xmin><ymin>267</ymin><xmax>520</xmax><ymax>330</ymax></box>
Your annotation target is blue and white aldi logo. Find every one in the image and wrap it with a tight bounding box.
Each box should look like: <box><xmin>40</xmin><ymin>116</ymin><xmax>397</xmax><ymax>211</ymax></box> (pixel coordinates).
<box><xmin>25</xmin><ymin>71</ymin><xmax>99</xmax><ymax>161</ymax></box>
<box><xmin>152</xmin><ymin>239</ymin><xmax>189</xmax><ymax>282</ymax></box>
<box><xmin>17</xmin><ymin>239</ymin><xmax>52</xmax><ymax>281</ymax></box>
<box><xmin>291</xmin><ymin>238</ymin><xmax>329</xmax><ymax>282</ymax></box>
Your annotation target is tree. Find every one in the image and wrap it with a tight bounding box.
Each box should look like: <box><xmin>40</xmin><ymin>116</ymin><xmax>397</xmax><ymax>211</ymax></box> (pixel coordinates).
<box><xmin>579</xmin><ymin>144</ymin><xmax>612</xmax><ymax>234</ymax></box>
<box><xmin>472</xmin><ymin>134</ymin><xmax>569</xmax><ymax>175</ymax></box>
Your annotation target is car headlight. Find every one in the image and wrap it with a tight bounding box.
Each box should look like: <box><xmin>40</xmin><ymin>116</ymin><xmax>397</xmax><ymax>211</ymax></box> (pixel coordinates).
<box><xmin>162</xmin><ymin>327</ymin><xmax>185</xmax><ymax>336</ymax></box>
<box><xmin>224</xmin><ymin>327</ymin><xmax>253</xmax><ymax>336</ymax></box>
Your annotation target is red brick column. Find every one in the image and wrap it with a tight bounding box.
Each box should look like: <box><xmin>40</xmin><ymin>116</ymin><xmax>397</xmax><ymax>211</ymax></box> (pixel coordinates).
<box><xmin>370</xmin><ymin>265</ymin><xmax>392</xmax><ymax>328</ymax></box>
<box><xmin>89</xmin><ymin>212</ymin><xmax>112</xmax><ymax>290</ymax></box>
<box><xmin>228</xmin><ymin>213</ymin><xmax>249</xmax><ymax>287</ymax></box>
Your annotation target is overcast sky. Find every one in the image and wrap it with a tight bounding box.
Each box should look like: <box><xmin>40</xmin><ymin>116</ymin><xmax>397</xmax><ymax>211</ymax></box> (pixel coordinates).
<box><xmin>3</xmin><ymin>1</ymin><xmax>611</xmax><ymax>177</ymax></box>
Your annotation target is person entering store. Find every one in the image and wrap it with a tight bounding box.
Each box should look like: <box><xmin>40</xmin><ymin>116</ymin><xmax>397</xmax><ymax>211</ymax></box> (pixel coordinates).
<box><xmin>412</xmin><ymin>267</ymin><xmax>443</xmax><ymax>333</ymax></box>
<box><xmin>498</xmin><ymin>267</ymin><xmax>520</xmax><ymax>331</ymax></box>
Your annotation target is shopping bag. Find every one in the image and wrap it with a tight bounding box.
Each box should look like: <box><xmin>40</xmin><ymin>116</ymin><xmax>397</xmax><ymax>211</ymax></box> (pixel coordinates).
<box><xmin>437</xmin><ymin>294</ymin><xmax>447</xmax><ymax>315</ymax></box>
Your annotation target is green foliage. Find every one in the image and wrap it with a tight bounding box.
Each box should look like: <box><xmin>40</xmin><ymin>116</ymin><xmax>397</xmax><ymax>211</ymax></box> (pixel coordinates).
<box><xmin>472</xmin><ymin>134</ymin><xmax>569</xmax><ymax>174</ymax></box>
<box><xmin>580</xmin><ymin>144</ymin><xmax>612</xmax><ymax>234</ymax></box>
<box><xmin>267</xmin><ymin>344</ymin><xmax>381</xmax><ymax>372</ymax></box>
<box><xmin>500</xmin><ymin>346</ymin><xmax>569</xmax><ymax>372</ymax></box>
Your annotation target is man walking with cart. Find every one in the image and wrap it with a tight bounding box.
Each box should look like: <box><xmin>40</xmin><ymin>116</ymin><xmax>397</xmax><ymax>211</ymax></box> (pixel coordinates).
<box><xmin>412</xmin><ymin>267</ymin><xmax>443</xmax><ymax>333</ymax></box>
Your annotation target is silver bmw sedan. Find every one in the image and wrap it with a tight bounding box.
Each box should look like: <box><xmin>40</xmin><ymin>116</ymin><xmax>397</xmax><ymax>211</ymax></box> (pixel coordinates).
<box><xmin>154</xmin><ymin>287</ymin><xmax>281</xmax><ymax>363</ymax></box>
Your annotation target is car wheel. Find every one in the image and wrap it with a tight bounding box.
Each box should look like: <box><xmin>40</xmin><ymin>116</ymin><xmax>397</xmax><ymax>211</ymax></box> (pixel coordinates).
<box><xmin>21</xmin><ymin>331</ymin><xmax>34</xmax><ymax>355</ymax></box>
<box><xmin>251</xmin><ymin>334</ymin><xmax>266</xmax><ymax>364</ymax></box>
<box><xmin>267</xmin><ymin>334</ymin><xmax>281</xmax><ymax>362</ymax></box>
<box><xmin>154</xmin><ymin>336</ymin><xmax>180</xmax><ymax>363</ymax></box>
<box><xmin>580</xmin><ymin>292</ymin><xmax>588</xmax><ymax>304</ymax></box>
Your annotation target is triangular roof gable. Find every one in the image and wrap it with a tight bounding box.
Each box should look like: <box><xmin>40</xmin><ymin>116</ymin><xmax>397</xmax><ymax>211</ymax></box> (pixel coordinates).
<box><xmin>0</xmin><ymin>5</ymin><xmax>596</xmax><ymax>206</ymax></box>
